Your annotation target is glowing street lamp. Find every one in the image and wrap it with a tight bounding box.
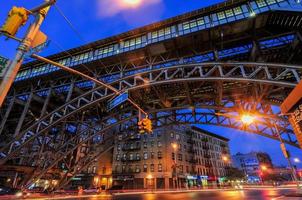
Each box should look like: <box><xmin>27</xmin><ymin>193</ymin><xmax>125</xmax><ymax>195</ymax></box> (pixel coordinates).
<box><xmin>261</xmin><ymin>165</ymin><xmax>268</xmax><ymax>171</ymax></box>
<box><xmin>294</xmin><ymin>158</ymin><xmax>300</xmax><ymax>163</ymax></box>
<box><xmin>222</xmin><ymin>156</ymin><xmax>229</xmax><ymax>162</ymax></box>
<box><xmin>171</xmin><ymin>142</ymin><xmax>178</xmax><ymax>189</ymax></box>
<box><xmin>240</xmin><ymin>114</ymin><xmax>255</xmax><ymax>125</ymax></box>
<box><xmin>172</xmin><ymin>142</ymin><xmax>178</xmax><ymax>150</ymax></box>
<box><xmin>146</xmin><ymin>174</ymin><xmax>153</xmax><ymax>179</ymax></box>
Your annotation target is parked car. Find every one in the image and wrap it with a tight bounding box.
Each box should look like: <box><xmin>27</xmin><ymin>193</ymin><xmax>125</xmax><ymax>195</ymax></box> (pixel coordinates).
<box><xmin>0</xmin><ymin>185</ymin><xmax>27</xmax><ymax>197</ymax></box>
<box><xmin>84</xmin><ymin>187</ymin><xmax>100</xmax><ymax>194</ymax></box>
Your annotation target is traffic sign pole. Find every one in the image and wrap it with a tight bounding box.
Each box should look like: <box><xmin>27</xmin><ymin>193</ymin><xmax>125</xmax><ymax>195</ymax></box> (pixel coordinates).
<box><xmin>0</xmin><ymin>0</ymin><xmax>55</xmax><ymax>107</ymax></box>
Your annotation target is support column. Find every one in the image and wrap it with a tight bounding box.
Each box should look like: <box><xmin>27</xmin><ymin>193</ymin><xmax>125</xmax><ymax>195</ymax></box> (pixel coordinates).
<box><xmin>143</xmin><ymin>178</ymin><xmax>147</xmax><ymax>189</ymax></box>
<box><xmin>14</xmin><ymin>92</ymin><xmax>33</xmax><ymax>137</ymax></box>
<box><xmin>0</xmin><ymin>96</ymin><xmax>15</xmax><ymax>136</ymax></box>
<box><xmin>164</xmin><ymin>177</ymin><xmax>169</xmax><ymax>189</ymax></box>
<box><xmin>39</xmin><ymin>88</ymin><xmax>52</xmax><ymax>118</ymax></box>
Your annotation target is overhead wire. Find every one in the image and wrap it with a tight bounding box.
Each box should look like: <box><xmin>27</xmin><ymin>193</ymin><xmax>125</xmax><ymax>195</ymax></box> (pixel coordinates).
<box><xmin>51</xmin><ymin>3</ymin><xmax>148</xmax><ymax>115</ymax></box>
<box><xmin>52</xmin><ymin>3</ymin><xmax>106</xmax><ymax>75</ymax></box>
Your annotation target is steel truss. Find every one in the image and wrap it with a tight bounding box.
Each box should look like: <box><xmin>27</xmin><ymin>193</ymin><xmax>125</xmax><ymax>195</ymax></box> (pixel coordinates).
<box><xmin>0</xmin><ymin>62</ymin><xmax>301</xmax><ymax>188</ymax></box>
<box><xmin>13</xmin><ymin>106</ymin><xmax>297</xmax><ymax>189</ymax></box>
<box><xmin>0</xmin><ymin>62</ymin><xmax>301</xmax><ymax>159</ymax></box>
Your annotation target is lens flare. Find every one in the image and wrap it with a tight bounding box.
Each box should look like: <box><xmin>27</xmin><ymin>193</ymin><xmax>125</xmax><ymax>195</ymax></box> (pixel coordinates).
<box><xmin>97</xmin><ymin>0</ymin><xmax>161</xmax><ymax>18</ymax></box>
<box><xmin>241</xmin><ymin>114</ymin><xmax>255</xmax><ymax>125</ymax></box>
<box><xmin>123</xmin><ymin>0</ymin><xmax>142</xmax><ymax>7</ymax></box>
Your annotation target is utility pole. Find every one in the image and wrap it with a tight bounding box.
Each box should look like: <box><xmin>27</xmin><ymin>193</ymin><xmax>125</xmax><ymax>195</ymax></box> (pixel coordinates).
<box><xmin>0</xmin><ymin>0</ymin><xmax>56</xmax><ymax>107</ymax></box>
<box><xmin>275</xmin><ymin>123</ymin><xmax>301</xmax><ymax>190</ymax></box>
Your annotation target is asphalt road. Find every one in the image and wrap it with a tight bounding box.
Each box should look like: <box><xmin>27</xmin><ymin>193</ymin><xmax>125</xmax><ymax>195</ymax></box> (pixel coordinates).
<box><xmin>1</xmin><ymin>188</ymin><xmax>300</xmax><ymax>200</ymax></box>
<box><xmin>58</xmin><ymin>188</ymin><xmax>300</xmax><ymax>200</ymax></box>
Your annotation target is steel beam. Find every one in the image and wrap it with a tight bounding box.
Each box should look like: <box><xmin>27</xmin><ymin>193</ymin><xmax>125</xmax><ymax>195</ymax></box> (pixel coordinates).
<box><xmin>0</xmin><ymin>97</ymin><xmax>15</xmax><ymax>136</ymax></box>
<box><xmin>13</xmin><ymin>92</ymin><xmax>33</xmax><ymax>138</ymax></box>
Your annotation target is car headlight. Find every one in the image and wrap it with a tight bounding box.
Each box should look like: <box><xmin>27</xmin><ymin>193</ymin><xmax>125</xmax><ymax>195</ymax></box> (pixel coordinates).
<box><xmin>15</xmin><ymin>192</ymin><xmax>23</xmax><ymax>197</ymax></box>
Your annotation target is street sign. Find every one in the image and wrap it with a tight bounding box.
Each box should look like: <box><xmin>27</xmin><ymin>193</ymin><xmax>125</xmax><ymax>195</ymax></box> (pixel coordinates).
<box><xmin>107</xmin><ymin>92</ymin><xmax>128</xmax><ymax>111</ymax></box>
<box><xmin>0</xmin><ymin>56</ymin><xmax>10</xmax><ymax>78</ymax></box>
<box><xmin>24</xmin><ymin>40</ymin><xmax>50</xmax><ymax>59</ymax></box>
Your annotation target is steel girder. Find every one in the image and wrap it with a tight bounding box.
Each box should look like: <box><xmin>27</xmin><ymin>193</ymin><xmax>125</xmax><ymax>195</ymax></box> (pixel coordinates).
<box><xmin>0</xmin><ymin>62</ymin><xmax>301</xmax><ymax>165</ymax></box>
<box><xmin>17</xmin><ymin>105</ymin><xmax>297</xmax><ymax>189</ymax></box>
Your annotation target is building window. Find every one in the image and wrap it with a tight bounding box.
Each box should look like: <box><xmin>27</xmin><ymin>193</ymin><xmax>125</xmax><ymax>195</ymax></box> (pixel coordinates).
<box><xmin>135</xmin><ymin>165</ymin><xmax>140</xmax><ymax>173</ymax></box>
<box><xmin>122</xmin><ymin>165</ymin><xmax>126</xmax><ymax>172</ymax></box>
<box><xmin>158</xmin><ymin>141</ymin><xmax>162</xmax><ymax>147</ymax></box>
<box><xmin>158</xmin><ymin>151</ymin><xmax>162</xmax><ymax>159</ymax></box>
<box><xmin>116</xmin><ymin>154</ymin><xmax>120</xmax><ymax>161</ymax></box>
<box><xmin>172</xmin><ymin>153</ymin><xmax>175</xmax><ymax>160</ymax></box>
<box><xmin>178</xmin><ymin>154</ymin><xmax>183</xmax><ymax>161</ymax></box>
<box><xmin>129</xmin><ymin>153</ymin><xmax>134</xmax><ymax>160</ymax></box>
<box><xmin>144</xmin><ymin>152</ymin><xmax>148</xmax><ymax>160</ymax></box>
<box><xmin>170</xmin><ymin>133</ymin><xmax>174</xmax><ymax>138</ymax></box>
<box><xmin>123</xmin><ymin>154</ymin><xmax>127</xmax><ymax>160</ymax></box>
<box><xmin>151</xmin><ymin>152</ymin><xmax>154</xmax><ymax>159</ymax></box>
<box><xmin>158</xmin><ymin>164</ymin><xmax>162</xmax><ymax>172</ymax></box>
<box><xmin>92</xmin><ymin>166</ymin><xmax>96</xmax><ymax>173</ymax></box>
<box><xmin>256</xmin><ymin>0</ymin><xmax>267</xmax><ymax>8</ymax></box>
<box><xmin>136</xmin><ymin>153</ymin><xmax>140</xmax><ymax>160</ymax></box>
<box><xmin>179</xmin><ymin>165</ymin><xmax>183</xmax><ymax>173</ymax></box>
<box><xmin>176</xmin><ymin>134</ymin><xmax>180</xmax><ymax>140</ymax></box>
<box><xmin>151</xmin><ymin>141</ymin><xmax>154</xmax><ymax>147</ymax></box>
<box><xmin>151</xmin><ymin>164</ymin><xmax>154</xmax><ymax>172</ymax></box>
<box><xmin>118</xmin><ymin>135</ymin><xmax>122</xmax><ymax>140</ymax></box>
<box><xmin>143</xmin><ymin>164</ymin><xmax>148</xmax><ymax>172</ymax></box>
<box><xmin>144</xmin><ymin>142</ymin><xmax>147</xmax><ymax>148</ymax></box>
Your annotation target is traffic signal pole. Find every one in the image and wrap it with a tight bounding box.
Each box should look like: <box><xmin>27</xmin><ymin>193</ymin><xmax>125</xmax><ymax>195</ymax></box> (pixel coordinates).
<box><xmin>0</xmin><ymin>0</ymin><xmax>56</xmax><ymax>107</ymax></box>
<box><xmin>31</xmin><ymin>54</ymin><xmax>148</xmax><ymax>116</ymax></box>
<box><xmin>274</xmin><ymin>123</ymin><xmax>301</xmax><ymax>190</ymax></box>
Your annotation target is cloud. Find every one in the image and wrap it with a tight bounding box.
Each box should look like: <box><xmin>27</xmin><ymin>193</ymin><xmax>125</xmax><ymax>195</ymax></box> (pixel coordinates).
<box><xmin>97</xmin><ymin>0</ymin><xmax>162</xmax><ymax>17</ymax></box>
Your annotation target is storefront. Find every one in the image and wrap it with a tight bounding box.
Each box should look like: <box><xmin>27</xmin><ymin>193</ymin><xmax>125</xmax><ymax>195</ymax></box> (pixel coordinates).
<box><xmin>186</xmin><ymin>175</ymin><xmax>208</xmax><ymax>188</ymax></box>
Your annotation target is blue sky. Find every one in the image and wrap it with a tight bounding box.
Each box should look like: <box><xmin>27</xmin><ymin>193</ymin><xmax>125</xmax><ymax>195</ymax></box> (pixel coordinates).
<box><xmin>0</xmin><ymin>0</ymin><xmax>301</xmax><ymax>167</ymax></box>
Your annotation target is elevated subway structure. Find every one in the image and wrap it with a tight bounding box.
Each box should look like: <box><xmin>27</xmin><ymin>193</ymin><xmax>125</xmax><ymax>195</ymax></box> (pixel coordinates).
<box><xmin>0</xmin><ymin>0</ymin><xmax>302</xmax><ymax>189</ymax></box>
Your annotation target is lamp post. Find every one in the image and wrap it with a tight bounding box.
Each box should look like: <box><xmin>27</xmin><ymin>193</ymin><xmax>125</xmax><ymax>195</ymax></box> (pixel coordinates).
<box><xmin>294</xmin><ymin>158</ymin><xmax>300</xmax><ymax>164</ymax></box>
<box><xmin>172</xmin><ymin>142</ymin><xmax>178</xmax><ymax>190</ymax></box>
<box><xmin>239</xmin><ymin>113</ymin><xmax>300</xmax><ymax>189</ymax></box>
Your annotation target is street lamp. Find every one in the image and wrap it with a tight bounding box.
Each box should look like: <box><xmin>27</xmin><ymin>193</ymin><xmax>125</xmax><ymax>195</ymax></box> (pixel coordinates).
<box><xmin>240</xmin><ymin>114</ymin><xmax>255</xmax><ymax>125</ymax></box>
<box><xmin>240</xmin><ymin>112</ymin><xmax>300</xmax><ymax>189</ymax></box>
<box><xmin>294</xmin><ymin>158</ymin><xmax>301</xmax><ymax>163</ymax></box>
<box><xmin>147</xmin><ymin>174</ymin><xmax>153</xmax><ymax>179</ymax></box>
<box><xmin>222</xmin><ymin>156</ymin><xmax>229</xmax><ymax>162</ymax></box>
<box><xmin>261</xmin><ymin>165</ymin><xmax>267</xmax><ymax>171</ymax></box>
<box><xmin>172</xmin><ymin>143</ymin><xmax>178</xmax><ymax>150</ymax></box>
<box><xmin>171</xmin><ymin>142</ymin><xmax>178</xmax><ymax>190</ymax></box>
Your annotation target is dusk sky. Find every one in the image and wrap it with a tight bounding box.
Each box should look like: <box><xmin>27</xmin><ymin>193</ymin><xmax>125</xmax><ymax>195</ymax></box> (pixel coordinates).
<box><xmin>0</xmin><ymin>0</ymin><xmax>301</xmax><ymax>167</ymax></box>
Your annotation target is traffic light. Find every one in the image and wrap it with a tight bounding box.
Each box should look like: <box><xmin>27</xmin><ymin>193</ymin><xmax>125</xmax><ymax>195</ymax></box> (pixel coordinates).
<box><xmin>144</xmin><ymin>118</ymin><xmax>152</xmax><ymax>133</ymax></box>
<box><xmin>1</xmin><ymin>7</ymin><xmax>29</xmax><ymax>36</ymax></box>
<box><xmin>137</xmin><ymin>118</ymin><xmax>152</xmax><ymax>134</ymax></box>
<box><xmin>137</xmin><ymin>120</ymin><xmax>145</xmax><ymax>134</ymax></box>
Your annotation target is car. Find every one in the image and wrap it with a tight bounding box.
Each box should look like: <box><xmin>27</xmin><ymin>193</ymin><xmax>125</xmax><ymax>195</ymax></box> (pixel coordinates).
<box><xmin>0</xmin><ymin>185</ymin><xmax>27</xmax><ymax>197</ymax></box>
<box><xmin>234</xmin><ymin>184</ymin><xmax>243</xmax><ymax>190</ymax></box>
<box><xmin>84</xmin><ymin>187</ymin><xmax>100</xmax><ymax>194</ymax></box>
